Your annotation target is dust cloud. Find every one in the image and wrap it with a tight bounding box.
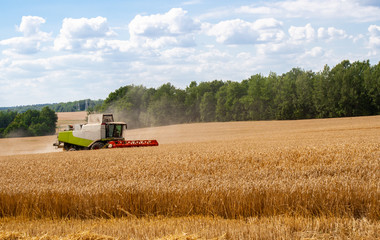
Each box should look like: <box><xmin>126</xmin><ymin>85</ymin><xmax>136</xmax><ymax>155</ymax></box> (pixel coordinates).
<box><xmin>0</xmin><ymin>135</ymin><xmax>61</xmax><ymax>156</ymax></box>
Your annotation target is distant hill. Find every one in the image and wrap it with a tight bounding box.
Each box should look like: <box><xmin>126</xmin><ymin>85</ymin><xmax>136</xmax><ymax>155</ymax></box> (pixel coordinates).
<box><xmin>0</xmin><ymin>99</ymin><xmax>103</xmax><ymax>113</ymax></box>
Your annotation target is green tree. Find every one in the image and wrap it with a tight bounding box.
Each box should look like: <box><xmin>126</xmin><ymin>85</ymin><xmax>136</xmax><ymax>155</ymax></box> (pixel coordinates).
<box><xmin>294</xmin><ymin>70</ymin><xmax>315</xmax><ymax>119</ymax></box>
<box><xmin>3</xmin><ymin>107</ymin><xmax>57</xmax><ymax>137</ymax></box>
<box><xmin>29</xmin><ymin>122</ymin><xmax>49</xmax><ymax>136</ymax></box>
<box><xmin>243</xmin><ymin>74</ymin><xmax>276</xmax><ymax>120</ymax></box>
<box><xmin>313</xmin><ymin>65</ymin><xmax>330</xmax><ymax>118</ymax></box>
<box><xmin>147</xmin><ymin>83</ymin><xmax>186</xmax><ymax>126</ymax></box>
<box><xmin>329</xmin><ymin>60</ymin><xmax>371</xmax><ymax>117</ymax></box>
<box><xmin>200</xmin><ymin>92</ymin><xmax>217</xmax><ymax>122</ymax></box>
<box><xmin>40</xmin><ymin>106</ymin><xmax>58</xmax><ymax>133</ymax></box>
<box><xmin>275</xmin><ymin>69</ymin><xmax>299</xmax><ymax>120</ymax></box>
<box><xmin>215</xmin><ymin>84</ymin><xmax>229</xmax><ymax>121</ymax></box>
<box><xmin>184</xmin><ymin>81</ymin><xmax>201</xmax><ymax>122</ymax></box>
<box><xmin>364</xmin><ymin>61</ymin><xmax>380</xmax><ymax>114</ymax></box>
<box><xmin>0</xmin><ymin>111</ymin><xmax>18</xmax><ymax>137</ymax></box>
<box><xmin>185</xmin><ymin>80</ymin><xmax>225</xmax><ymax>122</ymax></box>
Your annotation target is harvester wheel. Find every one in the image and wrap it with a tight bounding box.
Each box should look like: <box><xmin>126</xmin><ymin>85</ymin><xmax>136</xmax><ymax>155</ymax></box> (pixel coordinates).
<box><xmin>91</xmin><ymin>142</ymin><xmax>104</xmax><ymax>150</ymax></box>
<box><xmin>63</xmin><ymin>143</ymin><xmax>70</xmax><ymax>151</ymax></box>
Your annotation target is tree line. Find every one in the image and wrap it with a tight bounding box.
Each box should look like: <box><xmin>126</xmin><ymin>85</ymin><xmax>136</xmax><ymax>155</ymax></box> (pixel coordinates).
<box><xmin>0</xmin><ymin>99</ymin><xmax>103</xmax><ymax>113</ymax></box>
<box><xmin>1</xmin><ymin>59</ymin><xmax>378</xmax><ymax>136</ymax></box>
<box><xmin>96</xmin><ymin>60</ymin><xmax>380</xmax><ymax>129</ymax></box>
<box><xmin>0</xmin><ymin>107</ymin><xmax>57</xmax><ymax>138</ymax></box>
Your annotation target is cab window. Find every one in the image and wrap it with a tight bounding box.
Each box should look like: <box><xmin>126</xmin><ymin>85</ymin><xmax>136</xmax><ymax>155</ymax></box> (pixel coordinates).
<box><xmin>107</xmin><ymin>124</ymin><xmax>114</xmax><ymax>138</ymax></box>
<box><xmin>114</xmin><ymin>125</ymin><xmax>122</xmax><ymax>137</ymax></box>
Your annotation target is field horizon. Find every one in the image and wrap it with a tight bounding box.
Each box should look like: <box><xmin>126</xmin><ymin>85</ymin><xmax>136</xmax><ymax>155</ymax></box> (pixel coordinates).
<box><xmin>1</xmin><ymin>111</ymin><xmax>379</xmax><ymax>155</ymax></box>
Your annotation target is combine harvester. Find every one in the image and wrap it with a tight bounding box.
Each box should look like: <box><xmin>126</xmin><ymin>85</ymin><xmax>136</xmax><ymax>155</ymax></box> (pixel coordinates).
<box><xmin>53</xmin><ymin>113</ymin><xmax>158</xmax><ymax>151</ymax></box>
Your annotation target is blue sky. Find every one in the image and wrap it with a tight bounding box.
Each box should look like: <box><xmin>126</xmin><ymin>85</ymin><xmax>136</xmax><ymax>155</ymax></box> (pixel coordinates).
<box><xmin>1</xmin><ymin>0</ymin><xmax>379</xmax><ymax>107</ymax></box>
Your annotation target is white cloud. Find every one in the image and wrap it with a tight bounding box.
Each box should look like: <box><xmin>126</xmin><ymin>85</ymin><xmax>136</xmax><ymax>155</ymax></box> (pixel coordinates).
<box><xmin>0</xmin><ymin>2</ymin><xmax>379</xmax><ymax>107</ymax></box>
<box><xmin>288</xmin><ymin>24</ymin><xmax>315</xmax><ymax>43</ymax></box>
<box><xmin>254</xmin><ymin>18</ymin><xmax>283</xmax><ymax>29</ymax></box>
<box><xmin>294</xmin><ymin>46</ymin><xmax>334</xmax><ymax>71</ymax></box>
<box><xmin>128</xmin><ymin>8</ymin><xmax>201</xmax><ymax>48</ymax></box>
<box><xmin>104</xmin><ymin>39</ymin><xmax>133</xmax><ymax>53</ymax></box>
<box><xmin>182</xmin><ymin>0</ymin><xmax>202</xmax><ymax>6</ymax></box>
<box><xmin>0</xmin><ymin>16</ymin><xmax>51</xmax><ymax>54</ymax></box>
<box><xmin>255</xmin><ymin>18</ymin><xmax>286</xmax><ymax>42</ymax></box>
<box><xmin>368</xmin><ymin>25</ymin><xmax>380</xmax><ymax>55</ymax></box>
<box><xmin>54</xmin><ymin>16</ymin><xmax>115</xmax><ymax>51</ymax></box>
<box><xmin>236</xmin><ymin>6</ymin><xmax>273</xmax><ymax>15</ymax></box>
<box><xmin>237</xmin><ymin>0</ymin><xmax>380</xmax><ymax>22</ymax></box>
<box><xmin>368</xmin><ymin>25</ymin><xmax>380</xmax><ymax>48</ymax></box>
<box><xmin>317</xmin><ymin>27</ymin><xmax>348</xmax><ymax>41</ymax></box>
<box><xmin>206</xmin><ymin>18</ymin><xmax>285</xmax><ymax>45</ymax></box>
<box><xmin>161</xmin><ymin>47</ymin><xmax>196</xmax><ymax>59</ymax></box>
<box><xmin>0</xmin><ymin>52</ymin><xmax>114</xmax><ymax>106</ymax></box>
<box><xmin>351</xmin><ymin>34</ymin><xmax>365</xmax><ymax>43</ymax></box>
<box><xmin>0</xmin><ymin>37</ymin><xmax>41</xmax><ymax>55</ymax></box>
<box><xmin>305</xmin><ymin>47</ymin><xmax>324</xmax><ymax>57</ymax></box>
<box><xmin>256</xmin><ymin>42</ymin><xmax>300</xmax><ymax>57</ymax></box>
<box><xmin>206</xmin><ymin>19</ymin><xmax>258</xmax><ymax>44</ymax></box>
<box><xmin>18</xmin><ymin>16</ymin><xmax>47</xmax><ymax>37</ymax></box>
<box><xmin>61</xmin><ymin>17</ymin><xmax>114</xmax><ymax>39</ymax></box>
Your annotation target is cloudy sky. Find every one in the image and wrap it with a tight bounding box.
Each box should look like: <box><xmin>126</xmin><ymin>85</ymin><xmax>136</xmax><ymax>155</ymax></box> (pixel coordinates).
<box><xmin>1</xmin><ymin>0</ymin><xmax>379</xmax><ymax>107</ymax></box>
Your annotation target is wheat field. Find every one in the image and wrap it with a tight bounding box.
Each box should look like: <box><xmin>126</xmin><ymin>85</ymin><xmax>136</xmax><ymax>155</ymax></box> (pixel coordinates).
<box><xmin>0</xmin><ymin>115</ymin><xmax>379</xmax><ymax>239</ymax></box>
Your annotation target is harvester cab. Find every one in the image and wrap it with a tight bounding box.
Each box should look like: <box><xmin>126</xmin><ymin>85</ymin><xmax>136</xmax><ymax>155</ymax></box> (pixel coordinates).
<box><xmin>53</xmin><ymin>113</ymin><xmax>158</xmax><ymax>151</ymax></box>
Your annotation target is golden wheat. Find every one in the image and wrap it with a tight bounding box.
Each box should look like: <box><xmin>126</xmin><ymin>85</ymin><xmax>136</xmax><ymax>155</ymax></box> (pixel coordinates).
<box><xmin>0</xmin><ymin>116</ymin><xmax>379</xmax><ymax>220</ymax></box>
<box><xmin>1</xmin><ymin>216</ymin><xmax>379</xmax><ymax>239</ymax></box>
<box><xmin>0</xmin><ymin>116</ymin><xmax>379</xmax><ymax>239</ymax></box>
